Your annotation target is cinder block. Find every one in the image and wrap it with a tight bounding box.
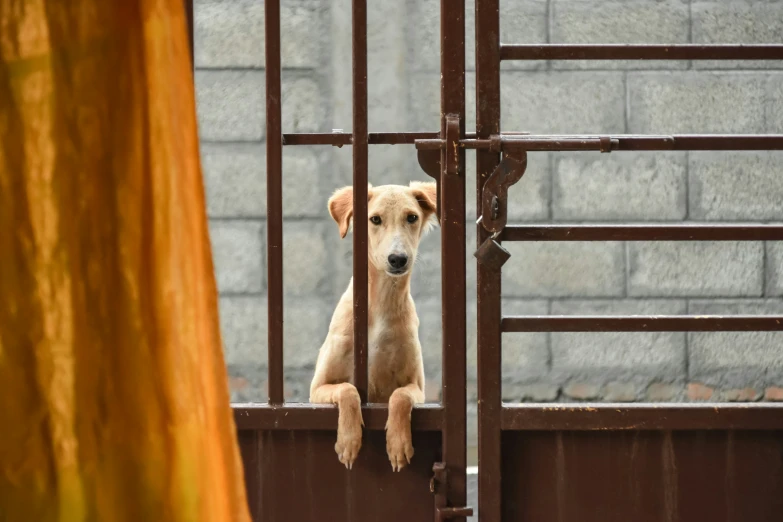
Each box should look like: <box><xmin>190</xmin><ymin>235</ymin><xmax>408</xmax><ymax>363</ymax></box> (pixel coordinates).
<box><xmin>284</xmin><ymin>297</ymin><xmax>332</xmax><ymax>370</ymax></box>
<box><xmin>628</xmin><ymin>72</ymin><xmax>767</xmax><ymax>134</ymax></box>
<box><xmin>281</xmin><ymin>76</ymin><xmax>328</xmax><ymax>133</ymax></box>
<box><xmin>688</xmin><ymin>300</ymin><xmax>783</xmax><ymax>387</ymax></box>
<box><xmin>219</xmin><ymin>295</ymin><xmax>267</xmax><ymax>369</ymax></box>
<box><xmin>551</xmin><ymin>0</ymin><xmax>689</xmax><ymax>70</ymax></box>
<box><xmin>628</xmin><ymin>242</ymin><xmax>763</xmax><ymax>297</ymax></box>
<box><xmin>692</xmin><ymin>2</ymin><xmax>783</xmax><ymax>70</ymax></box>
<box><xmin>411</xmin><ymin>0</ymin><xmax>547</xmax><ymax>72</ymax></box>
<box><xmin>282</xmin><ymin>148</ymin><xmax>328</xmax><ymax>218</ymax></box>
<box><xmin>196</xmin><ymin>70</ymin><xmax>265</xmax><ymax>141</ymax></box>
<box><xmin>553</xmin><ymin>152</ymin><xmax>687</xmax><ymax>221</ymax></box>
<box><xmin>203</xmin><ymin>143</ymin><xmax>265</xmax><ymax>218</ymax></box>
<box><xmin>194</xmin><ymin>0</ymin><xmax>323</xmax><ymax>68</ymax></box>
<box><xmin>550</xmin><ymin>299</ymin><xmax>687</xmax><ymax>382</ymax></box>
<box><xmin>281</xmin><ymin>220</ymin><xmax>331</xmax><ymax>297</ymax></box>
<box><xmin>209</xmin><ymin>219</ymin><xmax>264</xmax><ymax>293</ymax></box>
<box><xmin>689</xmin><ymin>151</ymin><xmax>783</xmax><ymax>220</ymax></box>
<box><xmin>502</xmin><ymin>72</ymin><xmax>626</xmax><ymax>134</ymax></box>
<box><xmin>767</xmin><ymin>242</ymin><xmax>783</xmax><ymax>296</ymax></box>
<box><xmin>501</xmin><ymin>299</ymin><xmax>550</xmax><ymax>386</ymax></box>
<box><xmin>768</xmin><ymin>75</ymin><xmax>783</xmax><ymax>134</ymax></box>
<box><xmin>503</xmin><ymin>242</ymin><xmax>625</xmax><ymax>297</ymax></box>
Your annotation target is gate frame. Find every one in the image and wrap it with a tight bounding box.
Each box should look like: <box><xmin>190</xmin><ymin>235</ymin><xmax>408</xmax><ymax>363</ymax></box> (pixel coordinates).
<box><xmin>465</xmin><ymin>3</ymin><xmax>783</xmax><ymax>521</ymax></box>
<box><xmin>187</xmin><ymin>0</ymin><xmax>783</xmax><ymax>520</ymax></box>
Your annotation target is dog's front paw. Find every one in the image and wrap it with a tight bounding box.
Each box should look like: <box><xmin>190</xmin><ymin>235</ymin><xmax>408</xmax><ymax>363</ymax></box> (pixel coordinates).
<box><xmin>386</xmin><ymin>423</ymin><xmax>414</xmax><ymax>472</ymax></box>
<box><xmin>335</xmin><ymin>420</ymin><xmax>362</xmax><ymax>470</ymax></box>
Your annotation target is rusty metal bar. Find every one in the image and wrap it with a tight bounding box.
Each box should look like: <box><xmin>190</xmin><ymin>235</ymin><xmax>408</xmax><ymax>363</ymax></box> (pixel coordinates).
<box><xmin>500</xmin><ymin>44</ymin><xmax>783</xmax><ymax>61</ymax></box>
<box><xmin>282</xmin><ymin>131</ymin><xmax>460</xmax><ymax>146</ymax></box>
<box><xmin>501</xmin><ymin>404</ymin><xmax>783</xmax><ymax>431</ymax></box>
<box><xmin>501</xmin><ymin>315</ymin><xmax>783</xmax><ymax>333</ymax></box>
<box><xmin>184</xmin><ymin>0</ymin><xmax>194</xmax><ymax>65</ymax></box>
<box><xmin>352</xmin><ymin>0</ymin><xmax>369</xmax><ymax>404</ymax></box>
<box><xmin>500</xmin><ymin>224</ymin><xmax>783</xmax><ymax>242</ymax></box>
<box><xmin>265</xmin><ymin>0</ymin><xmax>284</xmax><ymax>404</ymax></box>
<box><xmin>233</xmin><ymin>404</ymin><xmax>444</xmax><ymax>431</ymax></box>
<box><xmin>441</xmin><ymin>0</ymin><xmax>467</xmax><ymax>515</ymax></box>
<box><xmin>458</xmin><ymin>134</ymin><xmax>783</xmax><ymax>151</ymax></box>
<box><xmin>475</xmin><ymin>0</ymin><xmax>502</xmax><ymax>520</ymax></box>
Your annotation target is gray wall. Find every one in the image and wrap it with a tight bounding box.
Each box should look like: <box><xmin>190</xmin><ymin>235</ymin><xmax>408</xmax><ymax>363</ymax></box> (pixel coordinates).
<box><xmin>194</xmin><ymin>0</ymin><xmax>783</xmax><ymax>440</ymax></box>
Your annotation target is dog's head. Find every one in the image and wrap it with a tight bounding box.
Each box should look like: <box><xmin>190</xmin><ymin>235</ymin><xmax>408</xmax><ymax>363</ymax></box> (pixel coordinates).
<box><xmin>328</xmin><ymin>181</ymin><xmax>438</xmax><ymax>277</ymax></box>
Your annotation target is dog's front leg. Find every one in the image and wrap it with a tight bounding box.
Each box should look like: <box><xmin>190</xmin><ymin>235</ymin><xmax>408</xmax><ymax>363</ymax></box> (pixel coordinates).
<box><xmin>311</xmin><ymin>382</ymin><xmax>363</xmax><ymax>469</ymax></box>
<box><xmin>386</xmin><ymin>383</ymin><xmax>424</xmax><ymax>471</ymax></box>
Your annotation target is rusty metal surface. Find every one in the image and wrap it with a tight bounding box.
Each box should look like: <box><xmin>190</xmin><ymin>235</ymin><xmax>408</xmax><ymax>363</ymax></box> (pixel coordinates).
<box><xmin>264</xmin><ymin>0</ymin><xmax>284</xmax><ymax>404</ymax></box>
<box><xmin>440</xmin><ymin>0</ymin><xmax>468</xmax><ymax>512</ymax></box>
<box><xmin>351</xmin><ymin>0</ymin><xmax>369</xmax><ymax>403</ymax></box>
<box><xmin>502</xmin><ymin>315</ymin><xmax>783</xmax><ymax>333</ymax></box>
<box><xmin>500</xmin><ymin>224</ymin><xmax>783</xmax><ymax>242</ymax></box>
<box><xmin>501</xmin><ymin>43</ymin><xmax>783</xmax><ymax>61</ymax></box>
<box><xmin>465</xmin><ymin>134</ymin><xmax>783</xmax><ymax>151</ymax></box>
<box><xmin>502</xmin><ymin>404</ymin><xmax>783</xmax><ymax>431</ymax></box>
<box><xmin>240</xmin><ymin>430</ymin><xmax>441</xmax><ymax>522</ymax></box>
<box><xmin>474</xmin><ymin>0</ymin><xmax>503</xmax><ymax>521</ymax></box>
<box><xmin>232</xmin><ymin>404</ymin><xmax>444</xmax><ymax>431</ymax></box>
<box><xmin>501</xmin><ymin>430</ymin><xmax>783</xmax><ymax>522</ymax></box>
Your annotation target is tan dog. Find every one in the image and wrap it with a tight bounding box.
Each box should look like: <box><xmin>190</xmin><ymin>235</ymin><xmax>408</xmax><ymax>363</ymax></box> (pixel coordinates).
<box><xmin>309</xmin><ymin>181</ymin><xmax>438</xmax><ymax>471</ymax></box>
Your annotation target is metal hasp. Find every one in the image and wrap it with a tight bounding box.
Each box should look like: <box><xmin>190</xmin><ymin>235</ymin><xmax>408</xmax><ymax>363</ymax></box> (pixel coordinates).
<box><xmin>478</xmin><ymin>144</ymin><xmax>527</xmax><ymax>235</ymax></box>
<box><xmin>431</xmin><ymin>462</ymin><xmax>474</xmax><ymax>522</ymax></box>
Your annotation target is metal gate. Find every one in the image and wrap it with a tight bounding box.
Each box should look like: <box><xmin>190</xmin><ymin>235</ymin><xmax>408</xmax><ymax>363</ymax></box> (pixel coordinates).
<box><xmin>187</xmin><ymin>0</ymin><xmax>783</xmax><ymax>521</ymax></box>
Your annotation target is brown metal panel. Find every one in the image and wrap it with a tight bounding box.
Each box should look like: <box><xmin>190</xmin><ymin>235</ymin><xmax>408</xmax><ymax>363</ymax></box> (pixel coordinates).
<box><xmin>501</xmin><ymin>404</ymin><xmax>783</xmax><ymax>431</ymax></box>
<box><xmin>239</xmin><ymin>429</ymin><xmax>441</xmax><ymax>522</ymax></box>
<box><xmin>441</xmin><ymin>0</ymin><xmax>468</xmax><ymax>517</ymax></box>
<box><xmin>501</xmin><ymin>315</ymin><xmax>783</xmax><ymax>333</ymax></box>
<box><xmin>475</xmin><ymin>0</ymin><xmax>503</xmax><ymax>521</ymax></box>
<box><xmin>501</xmin><ymin>430</ymin><xmax>783</xmax><ymax>522</ymax></box>
<box><xmin>352</xmin><ymin>0</ymin><xmax>369</xmax><ymax>403</ymax></box>
<box><xmin>237</xmin><ymin>430</ymin><xmax>262</xmax><ymax>521</ymax></box>
<box><xmin>500</xmin><ymin>43</ymin><xmax>783</xmax><ymax>61</ymax></box>
<box><xmin>265</xmin><ymin>0</ymin><xmax>284</xmax><ymax>404</ymax></box>
<box><xmin>232</xmin><ymin>404</ymin><xmax>444</xmax><ymax>431</ymax></box>
<box><xmin>500</xmin><ymin>224</ymin><xmax>783</xmax><ymax>242</ymax></box>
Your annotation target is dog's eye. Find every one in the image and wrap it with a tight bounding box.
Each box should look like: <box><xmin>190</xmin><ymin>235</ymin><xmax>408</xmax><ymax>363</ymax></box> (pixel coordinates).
<box><xmin>370</xmin><ymin>216</ymin><xmax>382</xmax><ymax>225</ymax></box>
<box><xmin>407</xmin><ymin>214</ymin><xmax>418</xmax><ymax>224</ymax></box>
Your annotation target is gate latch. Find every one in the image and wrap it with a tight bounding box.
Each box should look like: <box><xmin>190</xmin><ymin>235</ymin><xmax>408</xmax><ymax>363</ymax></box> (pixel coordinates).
<box><xmin>430</xmin><ymin>462</ymin><xmax>474</xmax><ymax>521</ymax></box>
<box><xmin>474</xmin><ymin>143</ymin><xmax>527</xmax><ymax>271</ymax></box>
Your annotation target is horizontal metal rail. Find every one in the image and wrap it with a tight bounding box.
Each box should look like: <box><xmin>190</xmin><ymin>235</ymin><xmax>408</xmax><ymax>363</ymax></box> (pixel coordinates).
<box><xmin>500</xmin><ymin>44</ymin><xmax>783</xmax><ymax>61</ymax></box>
<box><xmin>289</xmin><ymin>133</ymin><xmax>783</xmax><ymax>151</ymax></box>
<box><xmin>501</xmin><ymin>404</ymin><xmax>783</xmax><ymax>431</ymax></box>
<box><xmin>461</xmin><ymin>134</ymin><xmax>783</xmax><ymax>151</ymax></box>
<box><xmin>500</xmin><ymin>224</ymin><xmax>783</xmax><ymax>242</ymax></box>
<box><xmin>502</xmin><ymin>316</ymin><xmax>783</xmax><ymax>333</ymax></box>
<box><xmin>232</xmin><ymin>403</ymin><xmax>444</xmax><ymax>431</ymax></box>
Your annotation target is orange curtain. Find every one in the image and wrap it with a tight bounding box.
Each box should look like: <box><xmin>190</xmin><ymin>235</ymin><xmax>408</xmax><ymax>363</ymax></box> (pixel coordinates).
<box><xmin>0</xmin><ymin>1</ymin><xmax>250</xmax><ymax>521</ymax></box>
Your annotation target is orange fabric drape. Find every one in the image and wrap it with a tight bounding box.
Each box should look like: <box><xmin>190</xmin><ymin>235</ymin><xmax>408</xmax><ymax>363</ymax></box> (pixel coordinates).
<box><xmin>0</xmin><ymin>1</ymin><xmax>250</xmax><ymax>521</ymax></box>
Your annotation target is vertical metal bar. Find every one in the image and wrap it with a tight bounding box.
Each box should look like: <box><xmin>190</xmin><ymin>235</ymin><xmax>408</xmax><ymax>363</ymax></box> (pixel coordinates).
<box><xmin>265</xmin><ymin>0</ymin><xmax>284</xmax><ymax>405</ymax></box>
<box><xmin>441</xmin><ymin>0</ymin><xmax>467</xmax><ymax>516</ymax></box>
<box><xmin>184</xmin><ymin>0</ymin><xmax>194</xmax><ymax>66</ymax></box>
<box><xmin>352</xmin><ymin>0</ymin><xmax>369</xmax><ymax>403</ymax></box>
<box><xmin>475</xmin><ymin>0</ymin><xmax>502</xmax><ymax>520</ymax></box>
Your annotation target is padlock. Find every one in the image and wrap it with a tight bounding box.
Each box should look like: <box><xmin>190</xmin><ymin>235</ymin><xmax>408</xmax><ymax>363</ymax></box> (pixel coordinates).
<box><xmin>474</xmin><ymin>236</ymin><xmax>511</xmax><ymax>271</ymax></box>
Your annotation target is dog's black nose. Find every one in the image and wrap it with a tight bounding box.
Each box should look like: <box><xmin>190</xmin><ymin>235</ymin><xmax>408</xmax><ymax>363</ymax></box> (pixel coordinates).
<box><xmin>387</xmin><ymin>254</ymin><xmax>408</xmax><ymax>270</ymax></box>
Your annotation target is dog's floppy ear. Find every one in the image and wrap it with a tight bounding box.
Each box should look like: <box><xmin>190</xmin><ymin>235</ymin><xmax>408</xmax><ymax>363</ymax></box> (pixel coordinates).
<box><xmin>409</xmin><ymin>181</ymin><xmax>438</xmax><ymax>231</ymax></box>
<box><xmin>327</xmin><ymin>184</ymin><xmax>373</xmax><ymax>238</ymax></box>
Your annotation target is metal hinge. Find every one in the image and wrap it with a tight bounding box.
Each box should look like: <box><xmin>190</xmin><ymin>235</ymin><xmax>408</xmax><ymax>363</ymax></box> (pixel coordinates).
<box><xmin>430</xmin><ymin>462</ymin><xmax>473</xmax><ymax>522</ymax></box>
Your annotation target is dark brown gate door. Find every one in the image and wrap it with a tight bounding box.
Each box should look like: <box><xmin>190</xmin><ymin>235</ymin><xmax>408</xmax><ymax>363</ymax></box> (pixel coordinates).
<box><xmin>470</xmin><ymin>2</ymin><xmax>783</xmax><ymax>522</ymax></box>
<box><xmin>185</xmin><ymin>0</ymin><xmax>471</xmax><ymax>520</ymax></box>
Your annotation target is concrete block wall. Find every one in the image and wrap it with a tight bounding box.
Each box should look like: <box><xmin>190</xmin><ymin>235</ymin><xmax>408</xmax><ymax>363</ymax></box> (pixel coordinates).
<box><xmin>195</xmin><ymin>0</ymin><xmax>783</xmax><ymax>423</ymax></box>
